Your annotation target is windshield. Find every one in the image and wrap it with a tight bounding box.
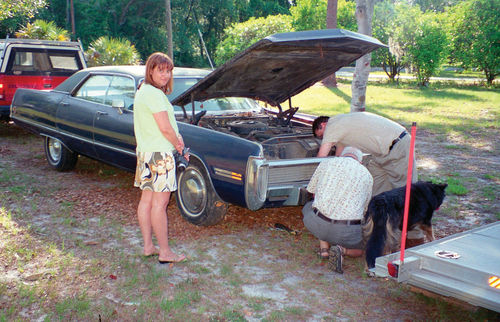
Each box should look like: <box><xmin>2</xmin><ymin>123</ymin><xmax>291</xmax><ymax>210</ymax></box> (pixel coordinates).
<box><xmin>168</xmin><ymin>77</ymin><xmax>262</xmax><ymax>113</ymax></box>
<box><xmin>173</xmin><ymin>97</ymin><xmax>261</xmax><ymax>113</ymax></box>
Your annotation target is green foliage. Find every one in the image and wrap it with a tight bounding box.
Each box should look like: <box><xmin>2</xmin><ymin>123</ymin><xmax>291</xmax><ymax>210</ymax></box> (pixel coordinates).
<box><xmin>214</xmin><ymin>14</ymin><xmax>293</xmax><ymax>65</ymax></box>
<box><xmin>337</xmin><ymin>0</ymin><xmax>357</xmax><ymax>31</ymax></box>
<box><xmin>407</xmin><ymin>13</ymin><xmax>448</xmax><ymax>86</ymax></box>
<box><xmin>0</xmin><ymin>0</ymin><xmax>46</xmax><ymax>20</ymax></box>
<box><xmin>390</xmin><ymin>4</ymin><xmax>448</xmax><ymax>86</ymax></box>
<box><xmin>85</xmin><ymin>36</ymin><xmax>140</xmax><ymax>66</ymax></box>
<box><xmin>4</xmin><ymin>0</ymin><xmax>497</xmax><ymax>76</ymax></box>
<box><xmin>289</xmin><ymin>0</ymin><xmax>355</xmax><ymax>31</ymax></box>
<box><xmin>15</xmin><ymin>19</ymin><xmax>70</xmax><ymax>41</ymax></box>
<box><xmin>372</xmin><ymin>0</ymin><xmax>402</xmax><ymax>81</ymax></box>
<box><xmin>410</xmin><ymin>0</ymin><xmax>461</xmax><ymax>12</ymax></box>
<box><xmin>33</xmin><ymin>0</ymin><xmax>290</xmax><ymax>66</ymax></box>
<box><xmin>290</xmin><ymin>0</ymin><xmax>327</xmax><ymax>31</ymax></box>
<box><xmin>54</xmin><ymin>292</ymin><xmax>92</xmax><ymax>320</ymax></box>
<box><xmin>237</xmin><ymin>0</ymin><xmax>291</xmax><ymax>21</ymax></box>
<box><xmin>386</xmin><ymin>3</ymin><xmax>421</xmax><ymax>75</ymax></box>
<box><xmin>447</xmin><ymin>0</ymin><xmax>500</xmax><ymax>84</ymax></box>
<box><xmin>160</xmin><ymin>290</ymin><xmax>201</xmax><ymax>313</ymax></box>
<box><xmin>446</xmin><ymin>177</ymin><xmax>468</xmax><ymax>196</ymax></box>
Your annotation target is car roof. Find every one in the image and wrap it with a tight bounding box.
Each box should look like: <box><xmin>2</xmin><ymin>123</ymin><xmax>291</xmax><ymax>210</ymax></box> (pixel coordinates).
<box><xmin>172</xmin><ymin>28</ymin><xmax>386</xmax><ymax>107</ymax></box>
<box><xmin>55</xmin><ymin>65</ymin><xmax>211</xmax><ymax>92</ymax></box>
<box><xmin>82</xmin><ymin>65</ymin><xmax>211</xmax><ymax>78</ymax></box>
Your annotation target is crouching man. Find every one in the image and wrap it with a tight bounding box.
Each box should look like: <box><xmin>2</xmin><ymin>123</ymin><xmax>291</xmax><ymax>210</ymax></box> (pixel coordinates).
<box><xmin>302</xmin><ymin>147</ymin><xmax>373</xmax><ymax>273</ymax></box>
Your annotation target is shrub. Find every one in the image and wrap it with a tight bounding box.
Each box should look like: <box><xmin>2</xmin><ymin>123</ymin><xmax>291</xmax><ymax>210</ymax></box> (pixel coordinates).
<box><xmin>15</xmin><ymin>19</ymin><xmax>69</xmax><ymax>41</ymax></box>
<box><xmin>85</xmin><ymin>36</ymin><xmax>140</xmax><ymax>66</ymax></box>
<box><xmin>214</xmin><ymin>14</ymin><xmax>293</xmax><ymax>65</ymax></box>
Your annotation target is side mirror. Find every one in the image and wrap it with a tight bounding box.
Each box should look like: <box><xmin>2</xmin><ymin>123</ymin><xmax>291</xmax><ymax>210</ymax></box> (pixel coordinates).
<box><xmin>112</xmin><ymin>99</ymin><xmax>125</xmax><ymax>115</ymax></box>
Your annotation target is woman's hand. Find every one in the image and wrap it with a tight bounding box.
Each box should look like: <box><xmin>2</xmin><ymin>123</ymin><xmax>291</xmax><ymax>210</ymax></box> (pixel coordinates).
<box><xmin>175</xmin><ymin>142</ymin><xmax>184</xmax><ymax>154</ymax></box>
<box><xmin>176</xmin><ymin>135</ymin><xmax>185</xmax><ymax>154</ymax></box>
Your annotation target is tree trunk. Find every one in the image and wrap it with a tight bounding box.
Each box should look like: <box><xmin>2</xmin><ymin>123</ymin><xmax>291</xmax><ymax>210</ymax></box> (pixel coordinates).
<box><xmin>322</xmin><ymin>0</ymin><xmax>338</xmax><ymax>88</ymax></box>
<box><xmin>165</xmin><ymin>0</ymin><xmax>173</xmax><ymax>61</ymax></box>
<box><xmin>70</xmin><ymin>0</ymin><xmax>75</xmax><ymax>39</ymax></box>
<box><xmin>350</xmin><ymin>0</ymin><xmax>375</xmax><ymax>112</ymax></box>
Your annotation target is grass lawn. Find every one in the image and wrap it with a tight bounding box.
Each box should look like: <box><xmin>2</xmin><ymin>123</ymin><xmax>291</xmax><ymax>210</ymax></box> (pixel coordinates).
<box><xmin>291</xmin><ymin>80</ymin><xmax>500</xmax><ymax>140</ymax></box>
<box><xmin>370</xmin><ymin>68</ymin><xmax>487</xmax><ymax>79</ymax></box>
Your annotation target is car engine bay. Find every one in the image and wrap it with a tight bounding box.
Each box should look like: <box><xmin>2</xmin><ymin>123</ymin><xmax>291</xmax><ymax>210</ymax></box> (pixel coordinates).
<box><xmin>196</xmin><ymin>113</ymin><xmax>321</xmax><ymax>160</ymax></box>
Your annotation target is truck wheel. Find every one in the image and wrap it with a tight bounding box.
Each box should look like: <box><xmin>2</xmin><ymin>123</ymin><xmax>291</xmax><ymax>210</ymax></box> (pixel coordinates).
<box><xmin>44</xmin><ymin>137</ymin><xmax>78</xmax><ymax>171</ymax></box>
<box><xmin>175</xmin><ymin>159</ymin><xmax>227</xmax><ymax>226</ymax></box>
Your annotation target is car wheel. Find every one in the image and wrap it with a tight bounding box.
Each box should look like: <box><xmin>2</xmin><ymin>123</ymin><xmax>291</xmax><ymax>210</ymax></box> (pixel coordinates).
<box><xmin>175</xmin><ymin>159</ymin><xmax>228</xmax><ymax>226</ymax></box>
<box><xmin>44</xmin><ymin>136</ymin><xmax>78</xmax><ymax>171</ymax></box>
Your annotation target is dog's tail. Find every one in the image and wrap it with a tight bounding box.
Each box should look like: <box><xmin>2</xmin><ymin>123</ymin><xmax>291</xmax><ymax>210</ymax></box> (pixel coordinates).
<box><xmin>364</xmin><ymin>198</ymin><xmax>389</xmax><ymax>269</ymax></box>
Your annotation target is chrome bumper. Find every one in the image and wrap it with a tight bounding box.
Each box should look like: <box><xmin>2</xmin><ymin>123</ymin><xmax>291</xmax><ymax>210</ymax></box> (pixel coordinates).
<box><xmin>245</xmin><ymin>156</ymin><xmax>331</xmax><ymax>210</ymax></box>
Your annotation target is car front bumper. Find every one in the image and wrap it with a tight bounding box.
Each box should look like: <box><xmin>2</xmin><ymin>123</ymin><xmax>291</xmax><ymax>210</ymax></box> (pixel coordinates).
<box><xmin>245</xmin><ymin>156</ymin><xmax>332</xmax><ymax>211</ymax></box>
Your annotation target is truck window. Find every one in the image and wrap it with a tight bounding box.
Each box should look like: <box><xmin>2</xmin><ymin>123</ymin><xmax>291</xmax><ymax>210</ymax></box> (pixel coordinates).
<box><xmin>6</xmin><ymin>48</ymin><xmax>82</xmax><ymax>76</ymax></box>
<box><xmin>14</xmin><ymin>51</ymin><xmax>34</xmax><ymax>68</ymax></box>
<box><xmin>49</xmin><ymin>54</ymin><xmax>80</xmax><ymax>71</ymax></box>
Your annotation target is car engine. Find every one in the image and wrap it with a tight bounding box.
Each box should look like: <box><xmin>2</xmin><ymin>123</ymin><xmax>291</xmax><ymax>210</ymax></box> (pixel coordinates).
<box><xmin>197</xmin><ymin>113</ymin><xmax>321</xmax><ymax>160</ymax></box>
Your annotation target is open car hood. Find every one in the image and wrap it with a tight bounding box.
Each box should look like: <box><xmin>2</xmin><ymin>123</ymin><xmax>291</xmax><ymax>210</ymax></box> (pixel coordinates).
<box><xmin>172</xmin><ymin>29</ymin><xmax>386</xmax><ymax>107</ymax></box>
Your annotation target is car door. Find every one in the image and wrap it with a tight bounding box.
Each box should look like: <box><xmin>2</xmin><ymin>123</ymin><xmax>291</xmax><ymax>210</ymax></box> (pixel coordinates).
<box><xmin>56</xmin><ymin>73</ymin><xmax>113</xmax><ymax>158</ymax></box>
<box><xmin>92</xmin><ymin>74</ymin><xmax>137</xmax><ymax>171</ymax></box>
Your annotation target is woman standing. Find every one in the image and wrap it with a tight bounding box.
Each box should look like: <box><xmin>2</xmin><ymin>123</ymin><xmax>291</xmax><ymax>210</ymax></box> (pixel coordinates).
<box><xmin>133</xmin><ymin>52</ymin><xmax>187</xmax><ymax>264</ymax></box>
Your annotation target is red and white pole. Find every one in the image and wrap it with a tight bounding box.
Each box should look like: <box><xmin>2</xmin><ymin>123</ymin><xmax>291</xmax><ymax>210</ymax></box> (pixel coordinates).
<box><xmin>387</xmin><ymin>122</ymin><xmax>417</xmax><ymax>278</ymax></box>
<box><xmin>400</xmin><ymin>122</ymin><xmax>417</xmax><ymax>263</ymax></box>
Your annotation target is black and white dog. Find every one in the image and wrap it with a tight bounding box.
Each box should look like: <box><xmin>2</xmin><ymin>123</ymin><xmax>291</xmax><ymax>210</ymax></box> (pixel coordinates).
<box><xmin>363</xmin><ymin>181</ymin><xmax>448</xmax><ymax>269</ymax></box>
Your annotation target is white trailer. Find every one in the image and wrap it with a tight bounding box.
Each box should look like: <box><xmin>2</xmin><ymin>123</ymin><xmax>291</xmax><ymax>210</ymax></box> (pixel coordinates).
<box><xmin>375</xmin><ymin>221</ymin><xmax>500</xmax><ymax>312</ymax></box>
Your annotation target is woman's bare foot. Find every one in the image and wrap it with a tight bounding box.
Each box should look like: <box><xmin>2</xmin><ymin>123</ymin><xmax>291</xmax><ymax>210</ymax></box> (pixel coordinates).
<box><xmin>158</xmin><ymin>253</ymin><xmax>186</xmax><ymax>264</ymax></box>
<box><xmin>143</xmin><ymin>246</ymin><xmax>159</xmax><ymax>257</ymax></box>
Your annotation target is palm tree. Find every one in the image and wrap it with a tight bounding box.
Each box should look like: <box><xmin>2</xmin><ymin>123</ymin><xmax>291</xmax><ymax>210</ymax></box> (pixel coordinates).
<box><xmin>85</xmin><ymin>36</ymin><xmax>141</xmax><ymax>66</ymax></box>
<box><xmin>16</xmin><ymin>20</ymin><xmax>70</xmax><ymax>41</ymax></box>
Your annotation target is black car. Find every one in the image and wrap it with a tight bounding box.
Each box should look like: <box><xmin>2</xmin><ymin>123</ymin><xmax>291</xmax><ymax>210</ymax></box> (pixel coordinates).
<box><xmin>11</xmin><ymin>29</ymin><xmax>384</xmax><ymax>226</ymax></box>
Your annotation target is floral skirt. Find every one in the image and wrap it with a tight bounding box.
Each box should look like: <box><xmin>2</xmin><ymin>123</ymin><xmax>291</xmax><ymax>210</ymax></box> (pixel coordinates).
<box><xmin>134</xmin><ymin>151</ymin><xmax>177</xmax><ymax>192</ymax></box>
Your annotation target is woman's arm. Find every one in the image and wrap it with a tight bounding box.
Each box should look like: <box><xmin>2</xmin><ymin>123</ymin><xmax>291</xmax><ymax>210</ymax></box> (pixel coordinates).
<box><xmin>153</xmin><ymin>111</ymin><xmax>183</xmax><ymax>153</ymax></box>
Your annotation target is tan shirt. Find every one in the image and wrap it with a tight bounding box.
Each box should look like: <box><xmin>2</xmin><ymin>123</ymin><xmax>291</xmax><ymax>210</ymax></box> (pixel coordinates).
<box><xmin>322</xmin><ymin>112</ymin><xmax>405</xmax><ymax>156</ymax></box>
<box><xmin>307</xmin><ymin>157</ymin><xmax>373</xmax><ymax>220</ymax></box>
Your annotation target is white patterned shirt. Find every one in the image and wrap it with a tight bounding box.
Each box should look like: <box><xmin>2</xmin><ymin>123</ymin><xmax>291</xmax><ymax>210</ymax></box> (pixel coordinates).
<box><xmin>307</xmin><ymin>157</ymin><xmax>373</xmax><ymax>220</ymax></box>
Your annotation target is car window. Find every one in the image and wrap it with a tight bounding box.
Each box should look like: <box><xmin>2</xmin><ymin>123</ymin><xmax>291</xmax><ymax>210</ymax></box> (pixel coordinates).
<box><xmin>192</xmin><ymin>97</ymin><xmax>261</xmax><ymax>112</ymax></box>
<box><xmin>75</xmin><ymin>75</ymin><xmax>112</xmax><ymax>104</ymax></box>
<box><xmin>169</xmin><ymin>77</ymin><xmax>261</xmax><ymax>113</ymax></box>
<box><xmin>105</xmin><ymin>76</ymin><xmax>136</xmax><ymax>109</ymax></box>
<box><xmin>168</xmin><ymin>78</ymin><xmax>199</xmax><ymax>102</ymax></box>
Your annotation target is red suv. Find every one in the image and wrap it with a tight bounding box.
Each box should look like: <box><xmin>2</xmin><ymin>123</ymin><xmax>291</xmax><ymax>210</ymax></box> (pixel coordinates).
<box><xmin>0</xmin><ymin>38</ymin><xmax>86</xmax><ymax>119</ymax></box>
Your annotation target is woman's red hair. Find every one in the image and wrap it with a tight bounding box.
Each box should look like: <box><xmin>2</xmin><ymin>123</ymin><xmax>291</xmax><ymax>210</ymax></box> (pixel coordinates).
<box><xmin>144</xmin><ymin>52</ymin><xmax>174</xmax><ymax>94</ymax></box>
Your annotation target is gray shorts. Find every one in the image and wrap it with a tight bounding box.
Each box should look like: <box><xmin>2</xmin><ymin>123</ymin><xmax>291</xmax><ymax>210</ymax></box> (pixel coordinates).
<box><xmin>302</xmin><ymin>201</ymin><xmax>363</xmax><ymax>249</ymax></box>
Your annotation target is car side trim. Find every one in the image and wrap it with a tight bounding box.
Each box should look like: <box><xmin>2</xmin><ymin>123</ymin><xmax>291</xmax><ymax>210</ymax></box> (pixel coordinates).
<box><xmin>11</xmin><ymin>115</ymin><xmax>136</xmax><ymax>157</ymax></box>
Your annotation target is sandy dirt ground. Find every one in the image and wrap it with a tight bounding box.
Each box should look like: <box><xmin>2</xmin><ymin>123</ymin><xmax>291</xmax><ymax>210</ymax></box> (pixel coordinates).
<box><xmin>1</xmin><ymin>120</ymin><xmax>498</xmax><ymax>320</ymax></box>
